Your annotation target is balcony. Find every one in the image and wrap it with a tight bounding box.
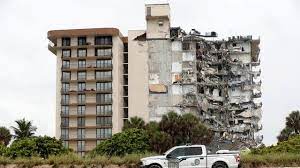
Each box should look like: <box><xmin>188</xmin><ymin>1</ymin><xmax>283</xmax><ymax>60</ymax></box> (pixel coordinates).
<box><xmin>61</xmin><ymin>63</ymin><xmax>113</xmax><ymax>71</ymax></box>
<box><xmin>62</xmin><ymin>55</ymin><xmax>113</xmax><ymax>61</ymax></box>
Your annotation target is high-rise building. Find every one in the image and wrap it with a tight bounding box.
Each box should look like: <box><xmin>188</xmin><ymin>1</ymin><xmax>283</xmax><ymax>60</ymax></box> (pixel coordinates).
<box><xmin>48</xmin><ymin>3</ymin><xmax>262</xmax><ymax>154</ymax></box>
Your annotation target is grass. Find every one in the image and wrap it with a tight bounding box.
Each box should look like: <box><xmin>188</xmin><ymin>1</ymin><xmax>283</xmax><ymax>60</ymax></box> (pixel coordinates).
<box><xmin>1</xmin><ymin>152</ymin><xmax>300</xmax><ymax>167</ymax></box>
<box><xmin>241</xmin><ymin>153</ymin><xmax>300</xmax><ymax>168</ymax></box>
<box><xmin>0</xmin><ymin>153</ymin><xmax>155</xmax><ymax>167</ymax></box>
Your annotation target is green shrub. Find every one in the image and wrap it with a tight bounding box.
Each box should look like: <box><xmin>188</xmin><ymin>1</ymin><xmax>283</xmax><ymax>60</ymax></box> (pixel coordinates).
<box><xmin>91</xmin><ymin>128</ymin><xmax>150</xmax><ymax>156</ymax></box>
<box><xmin>6</xmin><ymin>136</ymin><xmax>68</xmax><ymax>158</ymax></box>
<box><xmin>0</xmin><ymin>144</ymin><xmax>8</xmax><ymax>156</ymax></box>
<box><xmin>251</xmin><ymin>135</ymin><xmax>300</xmax><ymax>154</ymax></box>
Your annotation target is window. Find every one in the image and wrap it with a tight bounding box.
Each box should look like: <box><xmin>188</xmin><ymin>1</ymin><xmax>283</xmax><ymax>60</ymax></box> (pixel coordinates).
<box><xmin>97</xmin><ymin>117</ymin><xmax>112</xmax><ymax>126</ymax></box>
<box><xmin>146</xmin><ymin>7</ymin><xmax>151</xmax><ymax>16</ymax></box>
<box><xmin>62</xmin><ymin>49</ymin><xmax>71</xmax><ymax>57</ymax></box>
<box><xmin>77</xmin><ymin>140</ymin><xmax>85</xmax><ymax>151</ymax></box>
<box><xmin>123</xmin><ymin>108</ymin><xmax>128</xmax><ymax>118</ymax></box>
<box><xmin>78</xmin><ymin>82</ymin><xmax>86</xmax><ymax>91</ymax></box>
<box><xmin>95</xmin><ymin>71</ymin><xmax>112</xmax><ymax>80</ymax></box>
<box><xmin>185</xmin><ymin>147</ymin><xmax>203</xmax><ymax>156</ymax></box>
<box><xmin>158</xmin><ymin>20</ymin><xmax>164</xmax><ymax>26</ymax></box>
<box><xmin>78</xmin><ymin>94</ymin><xmax>86</xmax><ymax>104</ymax></box>
<box><xmin>77</xmin><ymin>71</ymin><xmax>86</xmax><ymax>80</ymax></box>
<box><xmin>62</xmin><ymin>60</ymin><xmax>70</xmax><ymax>68</ymax></box>
<box><xmin>78</xmin><ymin>37</ymin><xmax>86</xmax><ymax>46</ymax></box>
<box><xmin>95</xmin><ymin>48</ymin><xmax>112</xmax><ymax>56</ymax></box>
<box><xmin>62</xmin><ymin>37</ymin><xmax>70</xmax><ymax>46</ymax></box>
<box><xmin>97</xmin><ymin>105</ymin><xmax>112</xmax><ymax>115</ymax></box>
<box><xmin>78</xmin><ymin>60</ymin><xmax>86</xmax><ymax>68</ymax></box>
<box><xmin>62</xmin><ymin>94</ymin><xmax>69</xmax><ymax>104</ymax></box>
<box><xmin>62</xmin><ymin>72</ymin><xmax>71</xmax><ymax>80</ymax></box>
<box><xmin>62</xmin><ymin>83</ymin><xmax>70</xmax><ymax>92</ymax></box>
<box><xmin>77</xmin><ymin>117</ymin><xmax>85</xmax><ymax>127</ymax></box>
<box><xmin>96</xmin><ymin>94</ymin><xmax>112</xmax><ymax>104</ymax></box>
<box><xmin>61</xmin><ymin>117</ymin><xmax>69</xmax><ymax>127</ymax></box>
<box><xmin>61</xmin><ymin>106</ymin><xmax>69</xmax><ymax>115</ymax></box>
<box><xmin>169</xmin><ymin>148</ymin><xmax>186</xmax><ymax>157</ymax></box>
<box><xmin>77</xmin><ymin>48</ymin><xmax>87</xmax><ymax>57</ymax></box>
<box><xmin>77</xmin><ymin>129</ymin><xmax>85</xmax><ymax>139</ymax></box>
<box><xmin>95</xmin><ymin>36</ymin><xmax>112</xmax><ymax>45</ymax></box>
<box><xmin>61</xmin><ymin>128</ymin><xmax>69</xmax><ymax>140</ymax></box>
<box><xmin>96</xmin><ymin>59</ymin><xmax>112</xmax><ymax>68</ymax></box>
<box><xmin>182</xmin><ymin>43</ymin><xmax>190</xmax><ymax>50</ymax></box>
<box><xmin>62</xmin><ymin>141</ymin><xmax>69</xmax><ymax>148</ymax></box>
<box><xmin>96</xmin><ymin>128</ymin><xmax>112</xmax><ymax>139</ymax></box>
<box><xmin>96</xmin><ymin>82</ymin><xmax>112</xmax><ymax>91</ymax></box>
<box><xmin>77</xmin><ymin>105</ymin><xmax>85</xmax><ymax>115</ymax></box>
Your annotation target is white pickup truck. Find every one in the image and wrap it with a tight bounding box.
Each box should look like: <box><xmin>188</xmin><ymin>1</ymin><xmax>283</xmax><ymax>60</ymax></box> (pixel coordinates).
<box><xmin>140</xmin><ymin>145</ymin><xmax>240</xmax><ymax>168</ymax></box>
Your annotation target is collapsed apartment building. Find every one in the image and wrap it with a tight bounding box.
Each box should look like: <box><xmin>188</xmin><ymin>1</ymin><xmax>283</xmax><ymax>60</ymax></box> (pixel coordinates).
<box><xmin>48</xmin><ymin>3</ymin><xmax>262</xmax><ymax>153</ymax></box>
<box><xmin>129</xmin><ymin>4</ymin><xmax>262</xmax><ymax>149</ymax></box>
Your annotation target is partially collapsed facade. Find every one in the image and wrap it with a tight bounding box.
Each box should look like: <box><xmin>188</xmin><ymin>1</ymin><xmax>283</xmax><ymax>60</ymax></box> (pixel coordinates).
<box><xmin>48</xmin><ymin>3</ymin><xmax>262</xmax><ymax>154</ymax></box>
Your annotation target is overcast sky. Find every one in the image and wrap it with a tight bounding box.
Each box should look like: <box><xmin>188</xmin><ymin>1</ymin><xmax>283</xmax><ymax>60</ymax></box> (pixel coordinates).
<box><xmin>0</xmin><ymin>0</ymin><xmax>299</xmax><ymax>145</ymax></box>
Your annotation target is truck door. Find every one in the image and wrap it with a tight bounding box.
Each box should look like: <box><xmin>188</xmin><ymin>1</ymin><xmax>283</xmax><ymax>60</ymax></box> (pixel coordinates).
<box><xmin>184</xmin><ymin>147</ymin><xmax>206</xmax><ymax>168</ymax></box>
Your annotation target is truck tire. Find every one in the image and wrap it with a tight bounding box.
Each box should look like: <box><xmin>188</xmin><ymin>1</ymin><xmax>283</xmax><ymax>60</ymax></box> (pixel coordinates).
<box><xmin>149</xmin><ymin>164</ymin><xmax>162</xmax><ymax>168</ymax></box>
<box><xmin>212</xmin><ymin>161</ymin><xmax>228</xmax><ymax>168</ymax></box>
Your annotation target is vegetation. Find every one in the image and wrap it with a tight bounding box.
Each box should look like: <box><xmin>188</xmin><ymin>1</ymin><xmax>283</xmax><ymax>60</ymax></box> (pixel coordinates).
<box><xmin>11</xmin><ymin>118</ymin><xmax>37</xmax><ymax>139</ymax></box>
<box><xmin>123</xmin><ymin>116</ymin><xmax>146</xmax><ymax>130</ymax></box>
<box><xmin>0</xmin><ymin>127</ymin><xmax>12</xmax><ymax>146</ymax></box>
<box><xmin>91</xmin><ymin>128</ymin><xmax>150</xmax><ymax>156</ymax></box>
<box><xmin>3</xmin><ymin>136</ymin><xmax>68</xmax><ymax>158</ymax></box>
<box><xmin>277</xmin><ymin>110</ymin><xmax>300</xmax><ymax>142</ymax></box>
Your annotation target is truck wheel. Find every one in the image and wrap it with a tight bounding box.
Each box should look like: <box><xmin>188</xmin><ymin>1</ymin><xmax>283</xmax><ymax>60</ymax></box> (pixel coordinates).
<box><xmin>212</xmin><ymin>161</ymin><xmax>227</xmax><ymax>168</ymax></box>
<box><xmin>149</xmin><ymin>164</ymin><xmax>162</xmax><ymax>168</ymax></box>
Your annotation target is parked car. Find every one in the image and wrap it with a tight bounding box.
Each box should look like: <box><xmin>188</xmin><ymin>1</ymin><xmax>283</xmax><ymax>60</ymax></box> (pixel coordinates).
<box><xmin>140</xmin><ymin>144</ymin><xmax>240</xmax><ymax>168</ymax></box>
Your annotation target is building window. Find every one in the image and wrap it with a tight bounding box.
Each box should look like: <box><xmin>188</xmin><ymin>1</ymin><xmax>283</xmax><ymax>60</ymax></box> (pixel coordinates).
<box><xmin>62</xmin><ymin>37</ymin><xmax>70</xmax><ymax>46</ymax></box>
<box><xmin>78</xmin><ymin>94</ymin><xmax>86</xmax><ymax>104</ymax></box>
<box><xmin>77</xmin><ymin>117</ymin><xmax>85</xmax><ymax>127</ymax></box>
<box><xmin>96</xmin><ymin>60</ymin><xmax>112</xmax><ymax>68</ymax></box>
<box><xmin>95</xmin><ymin>48</ymin><xmax>112</xmax><ymax>56</ymax></box>
<box><xmin>78</xmin><ymin>60</ymin><xmax>86</xmax><ymax>68</ymax></box>
<box><xmin>62</xmin><ymin>83</ymin><xmax>70</xmax><ymax>92</ymax></box>
<box><xmin>62</xmin><ymin>49</ymin><xmax>71</xmax><ymax>57</ymax></box>
<box><xmin>97</xmin><ymin>105</ymin><xmax>112</xmax><ymax>115</ymax></box>
<box><xmin>78</xmin><ymin>37</ymin><xmax>86</xmax><ymax>46</ymax></box>
<box><xmin>96</xmin><ymin>128</ymin><xmax>112</xmax><ymax>139</ymax></box>
<box><xmin>62</xmin><ymin>60</ymin><xmax>70</xmax><ymax>68</ymax></box>
<box><xmin>96</xmin><ymin>82</ymin><xmax>112</xmax><ymax>91</ymax></box>
<box><xmin>77</xmin><ymin>48</ymin><xmax>87</xmax><ymax>57</ymax></box>
<box><xmin>78</xmin><ymin>82</ymin><xmax>86</xmax><ymax>91</ymax></box>
<box><xmin>62</xmin><ymin>72</ymin><xmax>71</xmax><ymax>80</ymax></box>
<box><xmin>146</xmin><ymin>7</ymin><xmax>151</xmax><ymax>16</ymax></box>
<box><xmin>77</xmin><ymin>129</ymin><xmax>85</xmax><ymax>139</ymax></box>
<box><xmin>62</xmin><ymin>94</ymin><xmax>69</xmax><ymax>104</ymax></box>
<box><xmin>61</xmin><ymin>117</ymin><xmax>69</xmax><ymax>127</ymax></box>
<box><xmin>96</xmin><ymin>94</ymin><xmax>112</xmax><ymax>104</ymax></box>
<box><xmin>61</xmin><ymin>128</ymin><xmax>69</xmax><ymax>140</ymax></box>
<box><xmin>182</xmin><ymin>43</ymin><xmax>190</xmax><ymax>50</ymax></box>
<box><xmin>96</xmin><ymin>140</ymin><xmax>101</xmax><ymax>145</ymax></box>
<box><xmin>61</xmin><ymin>106</ymin><xmax>69</xmax><ymax>115</ymax></box>
<box><xmin>77</xmin><ymin>105</ymin><xmax>86</xmax><ymax>115</ymax></box>
<box><xmin>95</xmin><ymin>71</ymin><xmax>112</xmax><ymax>80</ymax></box>
<box><xmin>95</xmin><ymin>36</ymin><xmax>112</xmax><ymax>45</ymax></box>
<box><xmin>77</xmin><ymin>71</ymin><xmax>86</xmax><ymax>80</ymax></box>
<box><xmin>62</xmin><ymin>141</ymin><xmax>69</xmax><ymax>148</ymax></box>
<box><xmin>96</xmin><ymin>117</ymin><xmax>112</xmax><ymax>126</ymax></box>
<box><xmin>77</xmin><ymin>140</ymin><xmax>85</xmax><ymax>151</ymax></box>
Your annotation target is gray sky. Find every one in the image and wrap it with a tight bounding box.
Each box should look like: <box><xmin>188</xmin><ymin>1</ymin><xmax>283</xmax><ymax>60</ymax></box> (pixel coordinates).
<box><xmin>0</xmin><ymin>0</ymin><xmax>299</xmax><ymax>145</ymax></box>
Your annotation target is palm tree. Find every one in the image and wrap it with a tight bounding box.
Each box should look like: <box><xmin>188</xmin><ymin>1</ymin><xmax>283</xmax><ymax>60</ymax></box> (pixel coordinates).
<box><xmin>286</xmin><ymin>111</ymin><xmax>300</xmax><ymax>134</ymax></box>
<box><xmin>11</xmin><ymin>118</ymin><xmax>37</xmax><ymax>139</ymax></box>
<box><xmin>122</xmin><ymin>116</ymin><xmax>145</xmax><ymax>130</ymax></box>
<box><xmin>0</xmin><ymin>127</ymin><xmax>12</xmax><ymax>146</ymax></box>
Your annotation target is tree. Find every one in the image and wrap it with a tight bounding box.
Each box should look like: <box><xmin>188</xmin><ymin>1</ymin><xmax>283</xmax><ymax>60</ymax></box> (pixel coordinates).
<box><xmin>11</xmin><ymin>118</ymin><xmax>37</xmax><ymax>139</ymax></box>
<box><xmin>6</xmin><ymin>136</ymin><xmax>68</xmax><ymax>158</ymax></box>
<box><xmin>159</xmin><ymin>112</ymin><xmax>213</xmax><ymax>146</ymax></box>
<box><xmin>123</xmin><ymin>116</ymin><xmax>146</xmax><ymax>131</ymax></box>
<box><xmin>0</xmin><ymin>127</ymin><xmax>12</xmax><ymax>146</ymax></box>
<box><xmin>277</xmin><ymin>111</ymin><xmax>300</xmax><ymax>142</ymax></box>
<box><xmin>91</xmin><ymin>128</ymin><xmax>150</xmax><ymax>156</ymax></box>
<box><xmin>286</xmin><ymin>111</ymin><xmax>300</xmax><ymax>134</ymax></box>
<box><xmin>277</xmin><ymin>127</ymin><xmax>294</xmax><ymax>142</ymax></box>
